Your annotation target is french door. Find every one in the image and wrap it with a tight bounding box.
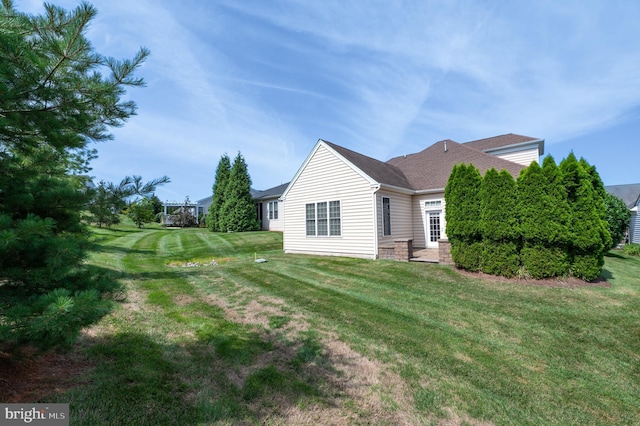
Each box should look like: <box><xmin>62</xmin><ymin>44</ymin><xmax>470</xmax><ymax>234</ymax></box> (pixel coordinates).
<box><xmin>425</xmin><ymin>210</ymin><xmax>442</xmax><ymax>248</ymax></box>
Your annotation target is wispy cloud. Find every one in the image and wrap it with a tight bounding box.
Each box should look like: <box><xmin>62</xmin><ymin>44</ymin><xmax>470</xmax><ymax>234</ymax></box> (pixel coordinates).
<box><xmin>15</xmin><ymin>0</ymin><xmax>640</xmax><ymax>198</ymax></box>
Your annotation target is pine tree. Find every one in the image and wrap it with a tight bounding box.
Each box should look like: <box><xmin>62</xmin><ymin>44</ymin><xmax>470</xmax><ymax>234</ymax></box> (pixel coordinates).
<box><xmin>208</xmin><ymin>154</ymin><xmax>231</xmax><ymax>232</ymax></box>
<box><xmin>0</xmin><ymin>2</ymin><xmax>148</xmax><ymax>350</ymax></box>
<box><xmin>480</xmin><ymin>169</ymin><xmax>519</xmax><ymax>277</ymax></box>
<box><xmin>220</xmin><ymin>153</ymin><xmax>260</xmax><ymax>232</ymax></box>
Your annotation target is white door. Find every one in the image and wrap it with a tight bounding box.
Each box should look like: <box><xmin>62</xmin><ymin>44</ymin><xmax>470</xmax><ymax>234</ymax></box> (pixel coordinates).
<box><xmin>425</xmin><ymin>210</ymin><xmax>442</xmax><ymax>248</ymax></box>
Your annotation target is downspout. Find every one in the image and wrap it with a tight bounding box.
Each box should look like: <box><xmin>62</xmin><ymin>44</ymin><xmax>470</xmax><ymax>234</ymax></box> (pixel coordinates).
<box><xmin>372</xmin><ymin>184</ymin><xmax>381</xmax><ymax>259</ymax></box>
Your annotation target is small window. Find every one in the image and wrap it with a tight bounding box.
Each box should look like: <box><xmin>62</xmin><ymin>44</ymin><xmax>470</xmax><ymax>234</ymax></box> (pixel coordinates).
<box><xmin>317</xmin><ymin>202</ymin><xmax>328</xmax><ymax>236</ymax></box>
<box><xmin>425</xmin><ymin>200</ymin><xmax>442</xmax><ymax>208</ymax></box>
<box><xmin>382</xmin><ymin>197</ymin><xmax>391</xmax><ymax>236</ymax></box>
<box><xmin>269</xmin><ymin>201</ymin><xmax>278</xmax><ymax>220</ymax></box>
<box><xmin>329</xmin><ymin>201</ymin><xmax>341</xmax><ymax>236</ymax></box>
<box><xmin>305</xmin><ymin>203</ymin><xmax>316</xmax><ymax>236</ymax></box>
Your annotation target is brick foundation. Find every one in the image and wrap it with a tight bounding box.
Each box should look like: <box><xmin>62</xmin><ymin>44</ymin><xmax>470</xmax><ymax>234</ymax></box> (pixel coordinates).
<box><xmin>378</xmin><ymin>246</ymin><xmax>395</xmax><ymax>260</ymax></box>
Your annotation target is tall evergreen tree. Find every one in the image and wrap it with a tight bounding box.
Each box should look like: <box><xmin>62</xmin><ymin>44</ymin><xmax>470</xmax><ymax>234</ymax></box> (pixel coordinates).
<box><xmin>444</xmin><ymin>163</ymin><xmax>483</xmax><ymax>271</ymax></box>
<box><xmin>208</xmin><ymin>154</ymin><xmax>231</xmax><ymax>232</ymax></box>
<box><xmin>581</xmin><ymin>158</ymin><xmax>613</xmax><ymax>252</ymax></box>
<box><xmin>220</xmin><ymin>152</ymin><xmax>260</xmax><ymax>232</ymax></box>
<box><xmin>517</xmin><ymin>158</ymin><xmax>570</xmax><ymax>278</ymax></box>
<box><xmin>480</xmin><ymin>169</ymin><xmax>519</xmax><ymax>277</ymax></box>
<box><xmin>560</xmin><ymin>153</ymin><xmax>608</xmax><ymax>280</ymax></box>
<box><xmin>0</xmin><ymin>1</ymin><xmax>148</xmax><ymax>350</ymax></box>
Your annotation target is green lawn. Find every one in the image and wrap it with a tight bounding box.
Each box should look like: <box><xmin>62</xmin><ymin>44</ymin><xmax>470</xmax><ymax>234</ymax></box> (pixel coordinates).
<box><xmin>55</xmin><ymin>223</ymin><xmax>640</xmax><ymax>425</ymax></box>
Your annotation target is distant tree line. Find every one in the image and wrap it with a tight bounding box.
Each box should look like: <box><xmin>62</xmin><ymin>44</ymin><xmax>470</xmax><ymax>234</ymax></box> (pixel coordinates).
<box><xmin>207</xmin><ymin>152</ymin><xmax>260</xmax><ymax>232</ymax></box>
<box><xmin>88</xmin><ymin>175</ymin><xmax>169</xmax><ymax>228</ymax></box>
<box><xmin>445</xmin><ymin>153</ymin><xmax>630</xmax><ymax>281</ymax></box>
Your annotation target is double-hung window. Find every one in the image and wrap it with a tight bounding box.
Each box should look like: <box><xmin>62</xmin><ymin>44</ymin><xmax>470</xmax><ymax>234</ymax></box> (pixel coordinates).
<box><xmin>329</xmin><ymin>201</ymin><xmax>341</xmax><ymax>236</ymax></box>
<box><xmin>269</xmin><ymin>201</ymin><xmax>278</xmax><ymax>220</ymax></box>
<box><xmin>306</xmin><ymin>201</ymin><xmax>341</xmax><ymax>236</ymax></box>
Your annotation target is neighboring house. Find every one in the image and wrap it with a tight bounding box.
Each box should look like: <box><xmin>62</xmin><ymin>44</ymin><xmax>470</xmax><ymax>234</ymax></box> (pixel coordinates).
<box><xmin>253</xmin><ymin>182</ymin><xmax>289</xmax><ymax>231</ymax></box>
<box><xmin>191</xmin><ymin>182</ymin><xmax>289</xmax><ymax>231</ymax></box>
<box><xmin>605</xmin><ymin>183</ymin><xmax>640</xmax><ymax>244</ymax></box>
<box><xmin>281</xmin><ymin>133</ymin><xmax>544</xmax><ymax>260</ymax></box>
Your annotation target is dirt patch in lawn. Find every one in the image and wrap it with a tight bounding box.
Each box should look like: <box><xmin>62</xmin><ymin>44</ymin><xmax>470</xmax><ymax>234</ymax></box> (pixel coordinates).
<box><xmin>0</xmin><ymin>346</ymin><xmax>93</xmax><ymax>403</ymax></box>
<box><xmin>203</xmin><ymin>288</ymin><xmax>421</xmax><ymax>425</ymax></box>
<box><xmin>456</xmin><ymin>269</ymin><xmax>611</xmax><ymax>288</ymax></box>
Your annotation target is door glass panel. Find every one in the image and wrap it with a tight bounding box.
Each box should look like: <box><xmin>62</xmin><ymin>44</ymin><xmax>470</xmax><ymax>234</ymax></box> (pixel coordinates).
<box><xmin>429</xmin><ymin>212</ymin><xmax>441</xmax><ymax>242</ymax></box>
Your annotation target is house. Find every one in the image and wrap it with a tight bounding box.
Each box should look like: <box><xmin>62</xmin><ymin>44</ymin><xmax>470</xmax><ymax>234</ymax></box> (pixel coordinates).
<box><xmin>193</xmin><ymin>182</ymin><xmax>289</xmax><ymax>231</ymax></box>
<box><xmin>605</xmin><ymin>183</ymin><xmax>640</xmax><ymax>244</ymax></box>
<box><xmin>281</xmin><ymin>134</ymin><xmax>544</xmax><ymax>261</ymax></box>
<box><xmin>253</xmin><ymin>182</ymin><xmax>289</xmax><ymax>231</ymax></box>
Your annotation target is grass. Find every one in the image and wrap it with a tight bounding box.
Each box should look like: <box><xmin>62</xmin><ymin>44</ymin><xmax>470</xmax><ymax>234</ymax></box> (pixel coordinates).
<box><xmin>41</xmin><ymin>221</ymin><xmax>640</xmax><ymax>424</ymax></box>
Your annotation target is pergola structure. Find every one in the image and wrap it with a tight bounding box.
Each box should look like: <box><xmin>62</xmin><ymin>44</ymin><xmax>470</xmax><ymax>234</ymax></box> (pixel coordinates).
<box><xmin>163</xmin><ymin>198</ymin><xmax>199</xmax><ymax>225</ymax></box>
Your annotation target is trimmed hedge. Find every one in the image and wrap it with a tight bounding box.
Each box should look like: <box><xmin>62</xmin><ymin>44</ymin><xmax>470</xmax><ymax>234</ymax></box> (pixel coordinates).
<box><xmin>444</xmin><ymin>154</ymin><xmax>608</xmax><ymax>282</ymax></box>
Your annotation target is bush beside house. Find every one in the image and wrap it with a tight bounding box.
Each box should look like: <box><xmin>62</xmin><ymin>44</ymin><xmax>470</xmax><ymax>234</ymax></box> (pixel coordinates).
<box><xmin>446</xmin><ymin>154</ymin><xmax>611</xmax><ymax>281</ymax></box>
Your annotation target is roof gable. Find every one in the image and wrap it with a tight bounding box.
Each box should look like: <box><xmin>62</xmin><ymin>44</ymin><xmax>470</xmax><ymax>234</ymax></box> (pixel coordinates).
<box><xmin>322</xmin><ymin>140</ymin><xmax>411</xmax><ymax>189</ymax></box>
<box><xmin>285</xmin><ymin>134</ymin><xmax>538</xmax><ymax>197</ymax></box>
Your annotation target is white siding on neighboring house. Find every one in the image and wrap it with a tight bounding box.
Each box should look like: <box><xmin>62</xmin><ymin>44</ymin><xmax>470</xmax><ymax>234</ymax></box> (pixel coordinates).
<box><xmin>631</xmin><ymin>208</ymin><xmax>639</xmax><ymax>244</ymax></box>
<box><xmin>376</xmin><ymin>190</ymin><xmax>413</xmax><ymax>248</ymax></box>
<box><xmin>412</xmin><ymin>193</ymin><xmax>446</xmax><ymax>248</ymax></box>
<box><xmin>283</xmin><ymin>143</ymin><xmax>378</xmax><ymax>258</ymax></box>
<box><xmin>260</xmin><ymin>198</ymin><xmax>284</xmax><ymax>232</ymax></box>
<box><xmin>488</xmin><ymin>146</ymin><xmax>540</xmax><ymax>166</ymax></box>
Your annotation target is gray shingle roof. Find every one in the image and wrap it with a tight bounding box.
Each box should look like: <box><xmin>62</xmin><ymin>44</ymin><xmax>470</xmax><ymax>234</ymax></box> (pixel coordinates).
<box><xmin>605</xmin><ymin>184</ymin><xmax>640</xmax><ymax>208</ymax></box>
<box><xmin>386</xmin><ymin>139</ymin><xmax>527</xmax><ymax>190</ymax></box>
<box><xmin>323</xmin><ymin>140</ymin><xmax>412</xmax><ymax>188</ymax></box>
<box><xmin>253</xmin><ymin>182</ymin><xmax>290</xmax><ymax>200</ymax></box>
<box><xmin>463</xmin><ymin>133</ymin><xmax>540</xmax><ymax>152</ymax></box>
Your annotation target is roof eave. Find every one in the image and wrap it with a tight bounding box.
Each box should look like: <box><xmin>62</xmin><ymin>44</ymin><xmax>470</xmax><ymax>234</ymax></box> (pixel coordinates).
<box><xmin>482</xmin><ymin>138</ymin><xmax>545</xmax><ymax>156</ymax></box>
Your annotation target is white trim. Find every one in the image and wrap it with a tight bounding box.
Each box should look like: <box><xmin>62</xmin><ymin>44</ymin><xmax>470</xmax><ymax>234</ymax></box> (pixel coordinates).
<box><xmin>372</xmin><ymin>185</ymin><xmax>380</xmax><ymax>258</ymax></box>
<box><xmin>482</xmin><ymin>138</ymin><xmax>545</xmax><ymax>156</ymax></box>
<box><xmin>305</xmin><ymin>199</ymin><xmax>342</xmax><ymax>237</ymax></box>
<box><xmin>424</xmin><ymin>209</ymin><xmax>443</xmax><ymax>248</ymax></box>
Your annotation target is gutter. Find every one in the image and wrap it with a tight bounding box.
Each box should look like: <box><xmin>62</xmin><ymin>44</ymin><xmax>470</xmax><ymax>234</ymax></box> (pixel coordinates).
<box><xmin>482</xmin><ymin>138</ymin><xmax>545</xmax><ymax>156</ymax></box>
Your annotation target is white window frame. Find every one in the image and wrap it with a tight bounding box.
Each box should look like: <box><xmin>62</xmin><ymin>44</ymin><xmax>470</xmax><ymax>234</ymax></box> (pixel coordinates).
<box><xmin>425</xmin><ymin>200</ymin><xmax>442</xmax><ymax>208</ymax></box>
<box><xmin>382</xmin><ymin>196</ymin><xmax>391</xmax><ymax>236</ymax></box>
<box><xmin>305</xmin><ymin>200</ymin><xmax>341</xmax><ymax>237</ymax></box>
<box><xmin>269</xmin><ymin>201</ymin><xmax>278</xmax><ymax>220</ymax></box>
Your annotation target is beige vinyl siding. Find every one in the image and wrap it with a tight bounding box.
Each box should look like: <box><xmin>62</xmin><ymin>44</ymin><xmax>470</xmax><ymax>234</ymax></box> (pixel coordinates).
<box><xmin>412</xmin><ymin>193</ymin><xmax>446</xmax><ymax>248</ymax></box>
<box><xmin>491</xmin><ymin>146</ymin><xmax>539</xmax><ymax>166</ymax></box>
<box><xmin>376</xmin><ymin>190</ymin><xmax>413</xmax><ymax>248</ymax></box>
<box><xmin>283</xmin><ymin>143</ymin><xmax>377</xmax><ymax>258</ymax></box>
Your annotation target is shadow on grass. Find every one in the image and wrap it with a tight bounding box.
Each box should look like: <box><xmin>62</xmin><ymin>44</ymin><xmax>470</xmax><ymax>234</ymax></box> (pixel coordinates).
<box><xmin>88</xmin><ymin>242</ymin><xmax>154</xmax><ymax>256</ymax></box>
<box><xmin>50</xmin><ymin>324</ymin><xmax>352</xmax><ymax>424</ymax></box>
<box><xmin>605</xmin><ymin>251</ymin><xmax>627</xmax><ymax>259</ymax></box>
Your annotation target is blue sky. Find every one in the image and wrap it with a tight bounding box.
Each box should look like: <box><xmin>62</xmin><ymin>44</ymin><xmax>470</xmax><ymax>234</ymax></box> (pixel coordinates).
<box><xmin>22</xmin><ymin>0</ymin><xmax>640</xmax><ymax>202</ymax></box>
